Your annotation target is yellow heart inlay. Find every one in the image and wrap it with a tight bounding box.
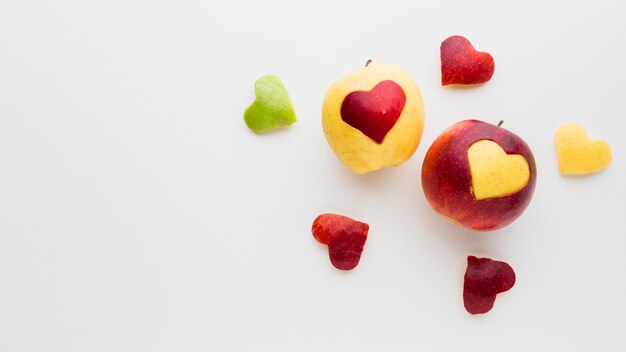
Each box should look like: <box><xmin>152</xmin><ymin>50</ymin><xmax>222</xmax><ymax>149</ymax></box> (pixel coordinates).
<box><xmin>468</xmin><ymin>140</ymin><xmax>530</xmax><ymax>200</ymax></box>
<box><xmin>555</xmin><ymin>123</ymin><xmax>611</xmax><ymax>175</ymax></box>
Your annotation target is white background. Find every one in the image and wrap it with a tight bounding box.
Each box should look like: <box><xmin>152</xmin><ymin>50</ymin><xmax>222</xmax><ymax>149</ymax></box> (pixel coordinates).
<box><xmin>1</xmin><ymin>0</ymin><xmax>625</xmax><ymax>351</ymax></box>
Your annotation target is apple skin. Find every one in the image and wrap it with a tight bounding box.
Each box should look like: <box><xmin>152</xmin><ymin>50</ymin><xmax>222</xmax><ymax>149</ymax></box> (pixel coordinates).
<box><xmin>421</xmin><ymin>120</ymin><xmax>537</xmax><ymax>231</ymax></box>
<box><xmin>464</xmin><ymin>256</ymin><xmax>516</xmax><ymax>314</ymax></box>
<box><xmin>555</xmin><ymin>123</ymin><xmax>612</xmax><ymax>175</ymax></box>
<box><xmin>440</xmin><ymin>35</ymin><xmax>495</xmax><ymax>86</ymax></box>
<box><xmin>340</xmin><ymin>80</ymin><xmax>406</xmax><ymax>144</ymax></box>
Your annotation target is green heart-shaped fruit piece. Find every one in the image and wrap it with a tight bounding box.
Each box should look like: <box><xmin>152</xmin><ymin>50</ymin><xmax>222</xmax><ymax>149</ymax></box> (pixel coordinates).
<box><xmin>244</xmin><ymin>75</ymin><xmax>297</xmax><ymax>133</ymax></box>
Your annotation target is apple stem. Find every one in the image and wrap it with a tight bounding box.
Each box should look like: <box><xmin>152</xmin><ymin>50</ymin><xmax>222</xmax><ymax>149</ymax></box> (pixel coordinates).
<box><xmin>365</xmin><ymin>59</ymin><xmax>372</xmax><ymax>67</ymax></box>
<box><xmin>498</xmin><ymin>120</ymin><xmax>504</xmax><ymax>127</ymax></box>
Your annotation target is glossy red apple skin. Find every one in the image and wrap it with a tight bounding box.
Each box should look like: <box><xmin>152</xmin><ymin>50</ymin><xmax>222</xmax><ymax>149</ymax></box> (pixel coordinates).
<box><xmin>464</xmin><ymin>256</ymin><xmax>516</xmax><ymax>314</ymax></box>
<box><xmin>340</xmin><ymin>80</ymin><xmax>406</xmax><ymax>144</ymax></box>
<box><xmin>441</xmin><ymin>35</ymin><xmax>495</xmax><ymax>86</ymax></box>
<box><xmin>312</xmin><ymin>214</ymin><xmax>369</xmax><ymax>271</ymax></box>
<box><xmin>421</xmin><ymin>120</ymin><xmax>536</xmax><ymax>231</ymax></box>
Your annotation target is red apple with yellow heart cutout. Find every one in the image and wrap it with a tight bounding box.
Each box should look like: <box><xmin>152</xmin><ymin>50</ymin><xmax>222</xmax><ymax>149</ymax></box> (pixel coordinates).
<box><xmin>322</xmin><ymin>62</ymin><xmax>425</xmax><ymax>174</ymax></box>
<box><xmin>421</xmin><ymin>120</ymin><xmax>536</xmax><ymax>231</ymax></box>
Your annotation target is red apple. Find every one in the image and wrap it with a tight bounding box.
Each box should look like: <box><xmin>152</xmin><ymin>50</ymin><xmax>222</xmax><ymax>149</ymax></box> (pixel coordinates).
<box><xmin>421</xmin><ymin>120</ymin><xmax>536</xmax><ymax>231</ymax></box>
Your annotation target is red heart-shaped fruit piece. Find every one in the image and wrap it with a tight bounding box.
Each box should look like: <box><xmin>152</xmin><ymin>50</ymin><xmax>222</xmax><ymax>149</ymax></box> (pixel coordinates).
<box><xmin>463</xmin><ymin>256</ymin><xmax>515</xmax><ymax>314</ymax></box>
<box><xmin>312</xmin><ymin>214</ymin><xmax>369</xmax><ymax>271</ymax></box>
<box><xmin>441</xmin><ymin>35</ymin><xmax>495</xmax><ymax>86</ymax></box>
<box><xmin>340</xmin><ymin>80</ymin><xmax>406</xmax><ymax>144</ymax></box>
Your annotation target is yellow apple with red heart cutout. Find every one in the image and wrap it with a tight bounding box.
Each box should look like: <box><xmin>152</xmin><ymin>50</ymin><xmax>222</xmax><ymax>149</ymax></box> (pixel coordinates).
<box><xmin>421</xmin><ymin>120</ymin><xmax>537</xmax><ymax>231</ymax></box>
<box><xmin>322</xmin><ymin>63</ymin><xmax>425</xmax><ymax>174</ymax></box>
<box><xmin>555</xmin><ymin>123</ymin><xmax>611</xmax><ymax>175</ymax></box>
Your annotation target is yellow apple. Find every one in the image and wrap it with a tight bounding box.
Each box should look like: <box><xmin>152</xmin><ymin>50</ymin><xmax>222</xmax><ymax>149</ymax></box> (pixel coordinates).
<box><xmin>322</xmin><ymin>63</ymin><xmax>425</xmax><ymax>174</ymax></box>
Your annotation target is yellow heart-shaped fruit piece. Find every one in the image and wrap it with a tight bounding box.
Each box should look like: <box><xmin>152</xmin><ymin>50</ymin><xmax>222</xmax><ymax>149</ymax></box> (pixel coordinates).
<box><xmin>555</xmin><ymin>123</ymin><xmax>611</xmax><ymax>175</ymax></box>
<box><xmin>468</xmin><ymin>140</ymin><xmax>530</xmax><ymax>200</ymax></box>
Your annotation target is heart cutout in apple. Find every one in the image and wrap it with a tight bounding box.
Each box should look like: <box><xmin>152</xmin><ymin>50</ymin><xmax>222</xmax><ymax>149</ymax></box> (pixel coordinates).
<box><xmin>312</xmin><ymin>213</ymin><xmax>369</xmax><ymax>271</ymax></box>
<box><xmin>441</xmin><ymin>35</ymin><xmax>495</xmax><ymax>86</ymax></box>
<box><xmin>464</xmin><ymin>256</ymin><xmax>515</xmax><ymax>315</ymax></box>
<box><xmin>555</xmin><ymin>123</ymin><xmax>612</xmax><ymax>175</ymax></box>
<box><xmin>467</xmin><ymin>140</ymin><xmax>530</xmax><ymax>200</ymax></box>
<box><xmin>340</xmin><ymin>80</ymin><xmax>406</xmax><ymax>144</ymax></box>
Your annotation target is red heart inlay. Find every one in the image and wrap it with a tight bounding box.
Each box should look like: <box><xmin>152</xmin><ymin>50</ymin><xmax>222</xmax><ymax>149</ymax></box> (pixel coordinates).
<box><xmin>441</xmin><ymin>35</ymin><xmax>495</xmax><ymax>86</ymax></box>
<box><xmin>312</xmin><ymin>213</ymin><xmax>369</xmax><ymax>271</ymax></box>
<box><xmin>463</xmin><ymin>256</ymin><xmax>516</xmax><ymax>314</ymax></box>
<box><xmin>340</xmin><ymin>80</ymin><xmax>406</xmax><ymax>144</ymax></box>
